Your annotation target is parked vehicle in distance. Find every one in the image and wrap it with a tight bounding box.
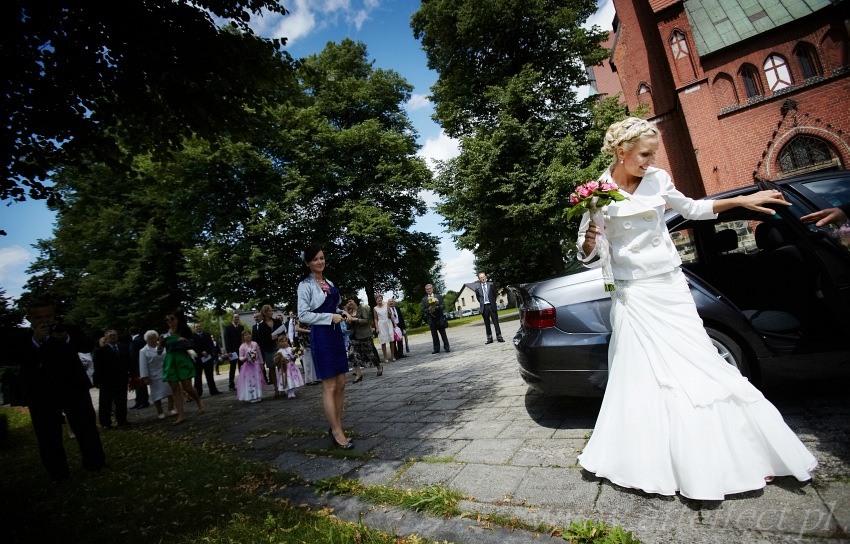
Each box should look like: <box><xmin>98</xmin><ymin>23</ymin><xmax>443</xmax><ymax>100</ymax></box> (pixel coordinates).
<box><xmin>445</xmin><ymin>311</ymin><xmax>458</xmax><ymax>320</ymax></box>
<box><xmin>461</xmin><ymin>309</ymin><xmax>473</xmax><ymax>317</ymax></box>
<box><xmin>510</xmin><ymin>171</ymin><xmax>850</xmax><ymax>396</ymax></box>
<box><xmin>471</xmin><ymin>307</ymin><xmax>481</xmax><ymax>315</ymax></box>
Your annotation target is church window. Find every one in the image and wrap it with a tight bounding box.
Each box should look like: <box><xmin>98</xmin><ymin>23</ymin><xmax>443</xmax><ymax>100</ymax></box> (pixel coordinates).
<box><xmin>764</xmin><ymin>54</ymin><xmax>792</xmax><ymax>91</ymax></box>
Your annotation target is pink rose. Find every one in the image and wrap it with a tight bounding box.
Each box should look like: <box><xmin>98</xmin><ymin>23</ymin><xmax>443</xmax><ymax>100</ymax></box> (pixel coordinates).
<box><xmin>577</xmin><ymin>185</ymin><xmax>592</xmax><ymax>198</ymax></box>
<box><xmin>585</xmin><ymin>180</ymin><xmax>600</xmax><ymax>193</ymax></box>
<box><xmin>569</xmin><ymin>193</ymin><xmax>580</xmax><ymax>204</ymax></box>
<box><xmin>601</xmin><ymin>181</ymin><xmax>618</xmax><ymax>192</ymax></box>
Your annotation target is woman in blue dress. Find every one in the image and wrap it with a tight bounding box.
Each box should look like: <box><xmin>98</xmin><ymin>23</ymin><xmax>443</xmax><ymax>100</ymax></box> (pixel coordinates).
<box><xmin>297</xmin><ymin>246</ymin><xmax>354</xmax><ymax>449</ymax></box>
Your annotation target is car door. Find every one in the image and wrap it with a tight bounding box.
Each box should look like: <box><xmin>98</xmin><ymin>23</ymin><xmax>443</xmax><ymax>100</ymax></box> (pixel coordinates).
<box><xmin>761</xmin><ymin>176</ymin><xmax>850</xmax><ymax>345</ymax></box>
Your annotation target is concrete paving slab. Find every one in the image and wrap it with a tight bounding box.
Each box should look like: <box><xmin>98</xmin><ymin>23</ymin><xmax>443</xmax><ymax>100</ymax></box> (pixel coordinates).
<box><xmin>508</xmin><ymin>438</ymin><xmax>584</xmax><ymax>468</ymax></box>
<box><xmin>393</xmin><ymin>461</ymin><xmax>464</xmax><ymax>489</ymax></box>
<box><xmin>449</xmin><ymin>464</ymin><xmax>527</xmax><ymax>503</ymax></box>
<box><xmin>454</xmin><ymin>438</ymin><xmax>524</xmax><ymax>465</ymax></box>
<box><xmin>514</xmin><ymin>467</ymin><xmax>600</xmax><ymax>510</ymax></box>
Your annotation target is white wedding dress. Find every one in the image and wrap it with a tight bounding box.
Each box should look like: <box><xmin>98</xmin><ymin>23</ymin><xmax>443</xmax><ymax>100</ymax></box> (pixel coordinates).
<box><xmin>577</xmin><ymin>268</ymin><xmax>817</xmax><ymax>500</ymax></box>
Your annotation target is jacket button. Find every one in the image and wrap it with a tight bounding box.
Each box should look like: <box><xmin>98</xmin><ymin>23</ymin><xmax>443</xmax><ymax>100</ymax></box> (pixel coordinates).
<box><xmin>623</xmin><ymin>221</ymin><xmax>632</xmax><ymax>229</ymax></box>
<box><xmin>644</xmin><ymin>214</ymin><xmax>653</xmax><ymax>221</ymax></box>
<box><xmin>651</xmin><ymin>237</ymin><xmax>661</xmax><ymax>246</ymax></box>
<box><xmin>629</xmin><ymin>243</ymin><xmax>640</xmax><ymax>252</ymax></box>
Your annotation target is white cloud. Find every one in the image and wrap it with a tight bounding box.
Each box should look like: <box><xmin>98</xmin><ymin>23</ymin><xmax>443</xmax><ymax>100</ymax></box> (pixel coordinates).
<box><xmin>0</xmin><ymin>246</ymin><xmax>31</xmax><ymax>281</ymax></box>
<box><xmin>418</xmin><ymin>130</ymin><xmax>460</xmax><ymax>171</ymax></box>
<box><xmin>584</xmin><ymin>0</ymin><xmax>616</xmax><ymax>32</ymax></box>
<box><xmin>249</xmin><ymin>0</ymin><xmax>381</xmax><ymax>42</ymax></box>
<box><xmin>441</xmin><ymin>248</ymin><xmax>476</xmax><ymax>292</ymax></box>
<box><xmin>250</xmin><ymin>0</ymin><xmax>316</xmax><ymax>43</ymax></box>
<box><xmin>0</xmin><ymin>245</ymin><xmax>34</xmax><ymax>299</ymax></box>
<box><xmin>405</xmin><ymin>93</ymin><xmax>431</xmax><ymax>112</ymax></box>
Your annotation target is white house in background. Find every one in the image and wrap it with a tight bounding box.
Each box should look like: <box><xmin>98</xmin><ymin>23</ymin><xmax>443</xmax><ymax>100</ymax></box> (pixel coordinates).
<box><xmin>454</xmin><ymin>283</ymin><xmax>512</xmax><ymax>313</ymax></box>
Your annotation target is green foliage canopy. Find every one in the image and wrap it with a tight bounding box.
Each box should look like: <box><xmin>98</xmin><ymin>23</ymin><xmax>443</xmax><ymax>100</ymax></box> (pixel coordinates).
<box><xmin>412</xmin><ymin>0</ymin><xmax>632</xmax><ymax>286</ymax></box>
<box><xmin>2</xmin><ymin>0</ymin><xmax>292</xmax><ymax>204</ymax></box>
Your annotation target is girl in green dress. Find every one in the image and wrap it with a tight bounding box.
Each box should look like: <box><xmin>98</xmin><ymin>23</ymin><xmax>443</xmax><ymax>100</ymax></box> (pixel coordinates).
<box><xmin>158</xmin><ymin>311</ymin><xmax>204</xmax><ymax>425</ymax></box>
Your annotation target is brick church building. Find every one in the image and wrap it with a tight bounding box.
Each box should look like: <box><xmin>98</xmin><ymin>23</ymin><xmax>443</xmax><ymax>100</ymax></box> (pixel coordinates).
<box><xmin>590</xmin><ymin>0</ymin><xmax>849</xmax><ymax>198</ymax></box>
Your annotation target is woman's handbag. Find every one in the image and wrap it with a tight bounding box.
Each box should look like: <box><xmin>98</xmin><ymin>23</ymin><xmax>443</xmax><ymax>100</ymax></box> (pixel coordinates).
<box><xmin>393</xmin><ymin>326</ymin><xmax>403</xmax><ymax>342</ymax></box>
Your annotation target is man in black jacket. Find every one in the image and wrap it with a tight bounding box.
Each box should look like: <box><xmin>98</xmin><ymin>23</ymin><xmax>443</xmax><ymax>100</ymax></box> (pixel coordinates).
<box><xmin>92</xmin><ymin>329</ymin><xmax>131</xmax><ymax>429</ymax></box>
<box><xmin>192</xmin><ymin>323</ymin><xmax>221</xmax><ymax>396</ymax></box>
<box><xmin>421</xmin><ymin>284</ymin><xmax>450</xmax><ymax>354</ymax></box>
<box><xmin>474</xmin><ymin>272</ymin><xmax>504</xmax><ymax>344</ymax></box>
<box><xmin>4</xmin><ymin>300</ymin><xmax>105</xmax><ymax>482</ymax></box>
<box><xmin>223</xmin><ymin>313</ymin><xmax>244</xmax><ymax>391</ymax></box>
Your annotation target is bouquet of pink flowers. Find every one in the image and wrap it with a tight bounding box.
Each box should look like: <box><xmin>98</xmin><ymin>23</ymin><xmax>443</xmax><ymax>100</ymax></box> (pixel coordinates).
<box><xmin>567</xmin><ymin>180</ymin><xmax>627</xmax><ymax>220</ymax></box>
<box><xmin>569</xmin><ymin>179</ymin><xmax>628</xmax><ymax>292</ymax></box>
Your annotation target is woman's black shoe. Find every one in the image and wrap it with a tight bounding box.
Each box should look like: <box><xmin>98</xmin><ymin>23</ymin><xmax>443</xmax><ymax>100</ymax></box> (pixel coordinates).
<box><xmin>330</xmin><ymin>433</ymin><xmax>354</xmax><ymax>450</ymax></box>
<box><xmin>353</xmin><ymin>375</ymin><xmax>363</xmax><ymax>383</ymax></box>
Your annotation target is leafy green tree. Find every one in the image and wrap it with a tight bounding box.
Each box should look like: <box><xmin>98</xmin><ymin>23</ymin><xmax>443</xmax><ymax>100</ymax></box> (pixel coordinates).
<box><xmin>443</xmin><ymin>290</ymin><xmax>458</xmax><ymax>312</ymax></box>
<box><xmin>412</xmin><ymin>0</ymin><xmax>622</xmax><ymax>285</ymax></box>
<box><xmin>2</xmin><ymin>0</ymin><xmax>292</xmax><ymax>204</ymax></box>
<box><xmin>271</xmin><ymin>39</ymin><xmax>440</xmax><ymax>308</ymax></box>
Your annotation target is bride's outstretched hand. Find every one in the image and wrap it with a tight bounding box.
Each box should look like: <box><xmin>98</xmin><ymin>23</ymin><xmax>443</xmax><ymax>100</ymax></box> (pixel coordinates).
<box><xmin>739</xmin><ymin>190</ymin><xmax>791</xmax><ymax>214</ymax></box>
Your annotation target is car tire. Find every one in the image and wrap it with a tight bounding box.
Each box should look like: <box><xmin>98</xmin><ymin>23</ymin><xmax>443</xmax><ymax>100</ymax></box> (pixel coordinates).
<box><xmin>705</xmin><ymin>327</ymin><xmax>751</xmax><ymax>379</ymax></box>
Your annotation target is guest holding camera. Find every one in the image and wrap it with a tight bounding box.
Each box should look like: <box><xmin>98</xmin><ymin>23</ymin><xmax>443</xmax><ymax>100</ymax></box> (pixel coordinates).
<box><xmin>3</xmin><ymin>300</ymin><xmax>105</xmax><ymax>482</ymax></box>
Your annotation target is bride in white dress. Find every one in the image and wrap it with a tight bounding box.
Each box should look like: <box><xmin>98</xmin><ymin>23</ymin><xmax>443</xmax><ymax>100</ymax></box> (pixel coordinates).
<box><xmin>575</xmin><ymin>117</ymin><xmax>817</xmax><ymax>500</ymax></box>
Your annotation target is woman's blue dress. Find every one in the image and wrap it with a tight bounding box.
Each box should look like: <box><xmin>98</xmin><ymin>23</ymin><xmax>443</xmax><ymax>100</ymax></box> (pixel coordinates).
<box><xmin>310</xmin><ymin>284</ymin><xmax>349</xmax><ymax>380</ymax></box>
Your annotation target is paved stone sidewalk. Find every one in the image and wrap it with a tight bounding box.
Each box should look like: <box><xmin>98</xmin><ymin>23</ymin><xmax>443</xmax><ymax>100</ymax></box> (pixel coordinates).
<box><xmin>124</xmin><ymin>317</ymin><xmax>850</xmax><ymax>543</ymax></box>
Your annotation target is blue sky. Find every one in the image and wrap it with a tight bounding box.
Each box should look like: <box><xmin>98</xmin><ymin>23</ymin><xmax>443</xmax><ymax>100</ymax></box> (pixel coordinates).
<box><xmin>0</xmin><ymin>0</ymin><xmax>615</xmax><ymax>300</ymax></box>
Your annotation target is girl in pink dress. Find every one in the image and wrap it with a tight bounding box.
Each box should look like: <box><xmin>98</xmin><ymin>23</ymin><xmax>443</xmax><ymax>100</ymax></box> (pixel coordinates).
<box><xmin>274</xmin><ymin>336</ymin><xmax>304</xmax><ymax>399</ymax></box>
<box><xmin>237</xmin><ymin>331</ymin><xmax>264</xmax><ymax>403</ymax></box>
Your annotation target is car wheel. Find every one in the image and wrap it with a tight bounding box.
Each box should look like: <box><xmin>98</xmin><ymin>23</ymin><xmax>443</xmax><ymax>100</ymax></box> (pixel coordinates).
<box><xmin>705</xmin><ymin>327</ymin><xmax>751</xmax><ymax>379</ymax></box>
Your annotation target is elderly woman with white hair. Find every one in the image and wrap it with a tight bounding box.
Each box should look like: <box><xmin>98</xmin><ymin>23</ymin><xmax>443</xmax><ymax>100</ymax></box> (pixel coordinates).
<box><xmin>575</xmin><ymin>116</ymin><xmax>816</xmax><ymax>500</ymax></box>
<box><xmin>138</xmin><ymin>330</ymin><xmax>174</xmax><ymax>419</ymax></box>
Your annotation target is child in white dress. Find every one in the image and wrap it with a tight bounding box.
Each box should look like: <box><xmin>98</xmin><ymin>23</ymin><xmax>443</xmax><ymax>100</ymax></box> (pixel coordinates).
<box><xmin>273</xmin><ymin>336</ymin><xmax>304</xmax><ymax>399</ymax></box>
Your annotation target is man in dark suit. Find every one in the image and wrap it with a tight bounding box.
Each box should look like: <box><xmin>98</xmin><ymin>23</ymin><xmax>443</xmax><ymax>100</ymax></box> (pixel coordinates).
<box><xmin>93</xmin><ymin>329</ymin><xmax>131</xmax><ymax>429</ymax></box>
<box><xmin>192</xmin><ymin>323</ymin><xmax>221</xmax><ymax>396</ymax></box>
<box><xmin>474</xmin><ymin>272</ymin><xmax>504</xmax><ymax>344</ymax></box>
<box><xmin>128</xmin><ymin>326</ymin><xmax>149</xmax><ymax>409</ymax></box>
<box><xmin>3</xmin><ymin>300</ymin><xmax>106</xmax><ymax>482</ymax></box>
<box><xmin>421</xmin><ymin>284</ymin><xmax>450</xmax><ymax>354</ymax></box>
<box><xmin>223</xmin><ymin>313</ymin><xmax>244</xmax><ymax>391</ymax></box>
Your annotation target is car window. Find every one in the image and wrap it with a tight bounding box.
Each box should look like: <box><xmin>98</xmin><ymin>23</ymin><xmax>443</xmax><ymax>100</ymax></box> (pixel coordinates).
<box><xmin>782</xmin><ymin>189</ymin><xmax>850</xmax><ymax>254</ymax></box>
<box><xmin>712</xmin><ymin>220</ymin><xmax>760</xmax><ymax>255</ymax></box>
<box><xmin>671</xmin><ymin>228</ymin><xmax>698</xmax><ymax>263</ymax></box>
<box><xmin>799</xmin><ymin>178</ymin><xmax>850</xmax><ymax>208</ymax></box>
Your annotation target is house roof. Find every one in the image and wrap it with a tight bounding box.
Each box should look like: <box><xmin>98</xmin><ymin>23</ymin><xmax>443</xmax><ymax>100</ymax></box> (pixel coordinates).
<box><xmin>649</xmin><ymin>0</ymin><xmax>681</xmax><ymax>12</ymax></box>
<box><xmin>684</xmin><ymin>0</ymin><xmax>833</xmax><ymax>57</ymax></box>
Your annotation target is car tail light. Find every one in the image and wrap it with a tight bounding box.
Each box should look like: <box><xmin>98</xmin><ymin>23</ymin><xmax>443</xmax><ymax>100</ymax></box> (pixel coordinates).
<box><xmin>522</xmin><ymin>297</ymin><xmax>556</xmax><ymax>329</ymax></box>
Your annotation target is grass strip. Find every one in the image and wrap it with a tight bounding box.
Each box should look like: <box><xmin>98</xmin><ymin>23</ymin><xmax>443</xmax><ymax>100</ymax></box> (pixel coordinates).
<box><xmin>0</xmin><ymin>406</ymin><xmax>438</xmax><ymax>544</ymax></box>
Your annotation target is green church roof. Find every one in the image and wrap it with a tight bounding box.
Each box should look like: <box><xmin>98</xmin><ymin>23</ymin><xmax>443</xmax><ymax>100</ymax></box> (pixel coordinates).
<box><xmin>684</xmin><ymin>0</ymin><xmax>834</xmax><ymax>56</ymax></box>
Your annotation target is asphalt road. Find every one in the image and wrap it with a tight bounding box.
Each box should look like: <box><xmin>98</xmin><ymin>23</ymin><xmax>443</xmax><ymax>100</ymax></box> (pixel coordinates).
<box><xmin>121</xmin><ymin>317</ymin><xmax>849</xmax><ymax>543</ymax></box>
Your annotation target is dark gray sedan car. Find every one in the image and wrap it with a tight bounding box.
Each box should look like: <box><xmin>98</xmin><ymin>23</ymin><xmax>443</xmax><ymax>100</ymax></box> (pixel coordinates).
<box><xmin>511</xmin><ymin>171</ymin><xmax>850</xmax><ymax>396</ymax></box>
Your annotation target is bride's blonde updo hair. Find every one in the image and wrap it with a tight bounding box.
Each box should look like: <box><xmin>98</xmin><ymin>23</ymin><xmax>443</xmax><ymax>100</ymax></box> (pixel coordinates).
<box><xmin>601</xmin><ymin>117</ymin><xmax>660</xmax><ymax>168</ymax></box>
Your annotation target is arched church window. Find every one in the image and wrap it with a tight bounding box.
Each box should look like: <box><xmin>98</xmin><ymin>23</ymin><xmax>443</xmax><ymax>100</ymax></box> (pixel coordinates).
<box><xmin>740</xmin><ymin>64</ymin><xmax>762</xmax><ymax>98</ymax></box>
<box><xmin>671</xmin><ymin>31</ymin><xmax>689</xmax><ymax>59</ymax></box>
<box><xmin>764</xmin><ymin>54</ymin><xmax>792</xmax><ymax>91</ymax></box>
<box><xmin>778</xmin><ymin>136</ymin><xmax>834</xmax><ymax>173</ymax></box>
<box><xmin>794</xmin><ymin>43</ymin><xmax>822</xmax><ymax>80</ymax></box>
